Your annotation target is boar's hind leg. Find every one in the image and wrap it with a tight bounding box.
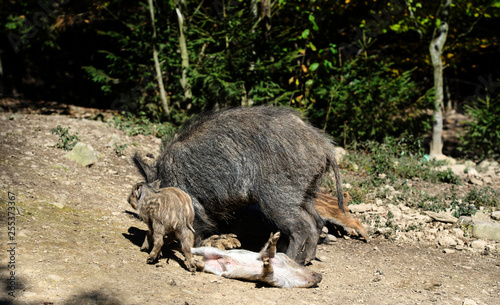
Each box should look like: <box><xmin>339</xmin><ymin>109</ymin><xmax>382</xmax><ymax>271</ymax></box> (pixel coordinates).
<box><xmin>176</xmin><ymin>228</ymin><xmax>196</xmax><ymax>273</ymax></box>
<box><xmin>260</xmin><ymin>232</ymin><xmax>280</xmax><ymax>259</ymax></box>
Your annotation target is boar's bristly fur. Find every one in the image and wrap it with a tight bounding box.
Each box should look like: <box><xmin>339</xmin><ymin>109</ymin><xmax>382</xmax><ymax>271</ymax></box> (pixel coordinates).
<box><xmin>133</xmin><ymin>106</ymin><xmax>344</xmax><ymax>265</ymax></box>
<box><xmin>128</xmin><ymin>181</ymin><xmax>196</xmax><ymax>272</ymax></box>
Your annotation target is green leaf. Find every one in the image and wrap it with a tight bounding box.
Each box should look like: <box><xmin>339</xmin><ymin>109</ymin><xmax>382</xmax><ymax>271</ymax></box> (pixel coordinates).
<box><xmin>301</xmin><ymin>29</ymin><xmax>310</xmax><ymax>39</ymax></box>
<box><xmin>308</xmin><ymin>14</ymin><xmax>319</xmax><ymax>31</ymax></box>
<box><xmin>310</xmin><ymin>62</ymin><xmax>320</xmax><ymax>71</ymax></box>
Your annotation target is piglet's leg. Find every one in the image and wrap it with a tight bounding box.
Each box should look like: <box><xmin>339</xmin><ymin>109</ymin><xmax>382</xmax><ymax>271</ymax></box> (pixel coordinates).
<box><xmin>176</xmin><ymin>228</ymin><xmax>196</xmax><ymax>273</ymax></box>
<box><xmin>141</xmin><ymin>228</ymin><xmax>153</xmax><ymax>252</ymax></box>
<box><xmin>260</xmin><ymin>232</ymin><xmax>280</xmax><ymax>259</ymax></box>
<box><xmin>147</xmin><ymin>231</ymin><xmax>164</xmax><ymax>264</ymax></box>
<box><xmin>260</xmin><ymin>256</ymin><xmax>275</xmax><ymax>285</ymax></box>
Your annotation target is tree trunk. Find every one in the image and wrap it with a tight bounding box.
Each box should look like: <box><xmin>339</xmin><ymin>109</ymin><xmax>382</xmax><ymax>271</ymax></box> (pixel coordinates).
<box><xmin>175</xmin><ymin>2</ymin><xmax>193</xmax><ymax>105</ymax></box>
<box><xmin>429</xmin><ymin>0</ymin><xmax>451</xmax><ymax>158</ymax></box>
<box><xmin>148</xmin><ymin>0</ymin><xmax>170</xmax><ymax>119</ymax></box>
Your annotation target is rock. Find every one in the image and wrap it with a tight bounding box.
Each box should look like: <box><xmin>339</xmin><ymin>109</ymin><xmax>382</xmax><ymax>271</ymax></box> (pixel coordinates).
<box><xmin>335</xmin><ymin>147</ymin><xmax>347</xmax><ymax>162</ymax></box>
<box><xmin>450</xmin><ymin>164</ymin><xmax>467</xmax><ymax>176</ymax></box>
<box><xmin>437</xmin><ymin>235</ymin><xmax>457</xmax><ymax>247</ymax></box>
<box><xmin>443</xmin><ymin>248</ymin><xmax>456</xmax><ymax>254</ymax></box>
<box><xmin>50</xmin><ymin>202</ymin><xmax>65</xmax><ymax>209</ymax></box>
<box><xmin>483</xmin><ymin>176</ymin><xmax>493</xmax><ymax>184</ymax></box>
<box><xmin>463</xmin><ymin>160</ymin><xmax>476</xmax><ymax>168</ymax></box>
<box><xmin>452</xmin><ymin>228</ymin><xmax>464</xmax><ymax>238</ymax></box>
<box><xmin>466</xmin><ymin>168</ymin><xmax>479</xmax><ymax>176</ymax></box>
<box><xmin>471</xmin><ymin>239</ymin><xmax>488</xmax><ymax>250</ymax></box>
<box><xmin>460</xmin><ymin>217</ymin><xmax>500</xmax><ymax>241</ymax></box>
<box><xmin>425</xmin><ymin>211</ymin><xmax>458</xmax><ymax>224</ymax></box>
<box><xmin>349</xmin><ymin>203</ymin><xmax>375</xmax><ymax>213</ymax></box>
<box><xmin>469</xmin><ymin>176</ymin><xmax>483</xmax><ymax>186</ymax></box>
<box><xmin>492</xmin><ymin>211</ymin><xmax>500</xmax><ymax>221</ymax></box>
<box><xmin>477</xmin><ymin>160</ymin><xmax>491</xmax><ymax>172</ymax></box>
<box><xmin>107</xmin><ymin>134</ymin><xmax>121</xmax><ymax>147</ymax></box>
<box><xmin>472</xmin><ymin>211</ymin><xmax>492</xmax><ymax>221</ymax></box>
<box><xmin>323</xmin><ymin>234</ymin><xmax>337</xmax><ymax>244</ymax></box>
<box><xmin>65</xmin><ymin>142</ymin><xmax>98</xmax><ymax>167</ymax></box>
<box><xmin>387</xmin><ymin>205</ymin><xmax>402</xmax><ymax>219</ymax></box>
<box><xmin>47</xmin><ymin>274</ymin><xmax>63</xmax><ymax>282</ymax></box>
<box><xmin>463</xmin><ymin>298</ymin><xmax>478</xmax><ymax>305</ymax></box>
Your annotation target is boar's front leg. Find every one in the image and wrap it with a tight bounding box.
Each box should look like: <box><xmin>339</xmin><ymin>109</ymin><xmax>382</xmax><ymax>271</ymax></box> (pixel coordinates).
<box><xmin>141</xmin><ymin>227</ymin><xmax>153</xmax><ymax>252</ymax></box>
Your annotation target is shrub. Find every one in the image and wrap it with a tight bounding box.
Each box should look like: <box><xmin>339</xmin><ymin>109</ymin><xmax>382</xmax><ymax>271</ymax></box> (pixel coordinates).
<box><xmin>51</xmin><ymin>126</ymin><xmax>80</xmax><ymax>151</ymax></box>
<box><xmin>460</xmin><ymin>94</ymin><xmax>500</xmax><ymax>160</ymax></box>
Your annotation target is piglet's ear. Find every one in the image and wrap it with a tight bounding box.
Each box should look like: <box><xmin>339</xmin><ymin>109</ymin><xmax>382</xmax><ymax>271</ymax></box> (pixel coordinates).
<box><xmin>151</xmin><ymin>180</ymin><xmax>161</xmax><ymax>189</ymax></box>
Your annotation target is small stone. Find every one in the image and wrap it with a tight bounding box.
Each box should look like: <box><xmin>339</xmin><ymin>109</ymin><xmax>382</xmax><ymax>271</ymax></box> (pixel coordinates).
<box><xmin>491</xmin><ymin>211</ymin><xmax>500</xmax><ymax>221</ymax></box>
<box><xmin>477</xmin><ymin>160</ymin><xmax>490</xmax><ymax>172</ymax></box>
<box><xmin>450</xmin><ymin>164</ymin><xmax>467</xmax><ymax>176</ymax></box>
<box><xmin>437</xmin><ymin>235</ymin><xmax>457</xmax><ymax>247</ymax></box>
<box><xmin>463</xmin><ymin>298</ymin><xmax>478</xmax><ymax>305</ymax></box>
<box><xmin>469</xmin><ymin>176</ymin><xmax>483</xmax><ymax>186</ymax></box>
<box><xmin>443</xmin><ymin>248</ymin><xmax>456</xmax><ymax>254</ymax></box>
<box><xmin>349</xmin><ymin>203</ymin><xmax>375</xmax><ymax>213</ymax></box>
<box><xmin>50</xmin><ymin>202</ymin><xmax>65</xmax><ymax>209</ymax></box>
<box><xmin>452</xmin><ymin>228</ymin><xmax>464</xmax><ymax>238</ymax></box>
<box><xmin>471</xmin><ymin>239</ymin><xmax>487</xmax><ymax>250</ymax></box>
<box><xmin>65</xmin><ymin>142</ymin><xmax>98</xmax><ymax>167</ymax></box>
<box><xmin>47</xmin><ymin>274</ymin><xmax>63</xmax><ymax>282</ymax></box>
<box><xmin>425</xmin><ymin>211</ymin><xmax>458</xmax><ymax>224</ymax></box>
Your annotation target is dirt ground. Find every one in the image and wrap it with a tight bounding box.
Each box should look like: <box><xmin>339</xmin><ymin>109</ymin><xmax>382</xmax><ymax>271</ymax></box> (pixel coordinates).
<box><xmin>1</xmin><ymin>111</ymin><xmax>499</xmax><ymax>305</ymax></box>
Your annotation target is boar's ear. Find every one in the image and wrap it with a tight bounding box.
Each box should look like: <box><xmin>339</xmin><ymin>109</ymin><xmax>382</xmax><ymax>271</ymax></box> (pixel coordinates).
<box><xmin>151</xmin><ymin>180</ymin><xmax>161</xmax><ymax>189</ymax></box>
<box><xmin>133</xmin><ymin>152</ymin><xmax>158</xmax><ymax>183</ymax></box>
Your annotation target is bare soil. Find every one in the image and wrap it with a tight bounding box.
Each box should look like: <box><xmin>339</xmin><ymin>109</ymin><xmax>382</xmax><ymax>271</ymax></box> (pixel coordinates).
<box><xmin>1</xmin><ymin>110</ymin><xmax>499</xmax><ymax>305</ymax></box>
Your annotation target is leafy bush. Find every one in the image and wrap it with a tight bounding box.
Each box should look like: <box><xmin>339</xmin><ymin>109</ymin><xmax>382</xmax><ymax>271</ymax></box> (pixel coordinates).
<box><xmin>110</xmin><ymin>112</ymin><xmax>176</xmax><ymax>139</ymax></box>
<box><xmin>51</xmin><ymin>126</ymin><xmax>80</xmax><ymax>151</ymax></box>
<box><xmin>342</xmin><ymin>136</ymin><xmax>461</xmax><ymax>184</ymax></box>
<box><xmin>463</xmin><ymin>187</ymin><xmax>499</xmax><ymax>208</ymax></box>
<box><xmin>308</xmin><ymin>54</ymin><xmax>434</xmax><ymax>144</ymax></box>
<box><xmin>460</xmin><ymin>94</ymin><xmax>500</xmax><ymax>160</ymax></box>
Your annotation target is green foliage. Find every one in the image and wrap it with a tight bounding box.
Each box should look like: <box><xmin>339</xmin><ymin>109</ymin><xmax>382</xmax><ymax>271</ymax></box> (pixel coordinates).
<box><xmin>113</xmin><ymin>143</ymin><xmax>128</xmax><ymax>156</ymax></box>
<box><xmin>460</xmin><ymin>95</ymin><xmax>500</xmax><ymax>160</ymax></box>
<box><xmin>51</xmin><ymin>125</ymin><xmax>80</xmax><ymax>151</ymax></box>
<box><xmin>343</xmin><ymin>136</ymin><xmax>461</xmax><ymax>184</ymax></box>
<box><xmin>463</xmin><ymin>187</ymin><xmax>500</xmax><ymax>208</ymax></box>
<box><xmin>417</xmin><ymin>192</ymin><xmax>447</xmax><ymax>212</ymax></box>
<box><xmin>309</xmin><ymin>55</ymin><xmax>434</xmax><ymax>144</ymax></box>
<box><xmin>110</xmin><ymin>112</ymin><xmax>176</xmax><ymax>139</ymax></box>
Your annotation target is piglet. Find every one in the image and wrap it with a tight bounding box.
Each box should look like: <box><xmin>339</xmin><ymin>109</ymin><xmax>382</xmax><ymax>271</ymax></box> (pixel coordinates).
<box><xmin>128</xmin><ymin>180</ymin><xmax>196</xmax><ymax>272</ymax></box>
<box><xmin>192</xmin><ymin>232</ymin><xmax>322</xmax><ymax>288</ymax></box>
<box><xmin>314</xmin><ymin>190</ymin><xmax>369</xmax><ymax>242</ymax></box>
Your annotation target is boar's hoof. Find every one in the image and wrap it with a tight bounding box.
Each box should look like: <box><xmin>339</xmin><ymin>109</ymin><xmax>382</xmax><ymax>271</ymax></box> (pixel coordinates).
<box><xmin>146</xmin><ymin>256</ymin><xmax>157</xmax><ymax>264</ymax></box>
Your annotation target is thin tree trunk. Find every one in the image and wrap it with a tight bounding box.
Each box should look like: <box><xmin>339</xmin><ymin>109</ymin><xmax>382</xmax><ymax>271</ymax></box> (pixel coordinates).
<box><xmin>429</xmin><ymin>0</ymin><xmax>451</xmax><ymax>157</ymax></box>
<box><xmin>175</xmin><ymin>2</ymin><xmax>193</xmax><ymax>105</ymax></box>
<box><xmin>148</xmin><ymin>0</ymin><xmax>170</xmax><ymax>119</ymax></box>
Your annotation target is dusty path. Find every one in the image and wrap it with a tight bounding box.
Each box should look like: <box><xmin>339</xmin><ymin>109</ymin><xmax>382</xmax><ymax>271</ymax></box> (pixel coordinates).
<box><xmin>0</xmin><ymin>113</ymin><xmax>499</xmax><ymax>305</ymax></box>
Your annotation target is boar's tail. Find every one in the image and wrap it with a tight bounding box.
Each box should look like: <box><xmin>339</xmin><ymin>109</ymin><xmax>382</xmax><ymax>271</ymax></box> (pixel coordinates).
<box><xmin>133</xmin><ymin>152</ymin><xmax>158</xmax><ymax>183</ymax></box>
<box><xmin>330</xmin><ymin>152</ymin><xmax>345</xmax><ymax>214</ymax></box>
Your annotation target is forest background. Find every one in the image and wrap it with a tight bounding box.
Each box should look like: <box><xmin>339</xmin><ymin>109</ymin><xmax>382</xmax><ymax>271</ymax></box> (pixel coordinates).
<box><xmin>1</xmin><ymin>0</ymin><xmax>499</xmax><ymax>160</ymax></box>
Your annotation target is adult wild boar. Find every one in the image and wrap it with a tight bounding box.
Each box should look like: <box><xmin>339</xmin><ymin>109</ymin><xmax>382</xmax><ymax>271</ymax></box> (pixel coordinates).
<box><xmin>134</xmin><ymin>106</ymin><xmax>344</xmax><ymax>265</ymax></box>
